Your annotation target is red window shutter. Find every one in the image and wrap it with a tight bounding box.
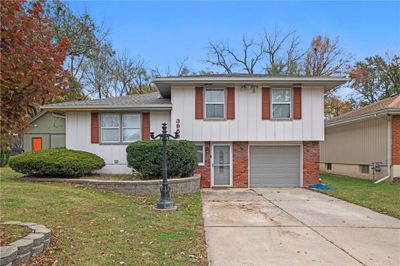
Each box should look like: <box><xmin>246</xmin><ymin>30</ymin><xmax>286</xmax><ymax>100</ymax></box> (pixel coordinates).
<box><xmin>142</xmin><ymin>112</ymin><xmax>150</xmax><ymax>140</ymax></box>
<box><xmin>226</xmin><ymin>87</ymin><xmax>235</xmax><ymax>120</ymax></box>
<box><xmin>91</xmin><ymin>112</ymin><xmax>99</xmax><ymax>143</ymax></box>
<box><xmin>293</xmin><ymin>86</ymin><xmax>302</xmax><ymax>120</ymax></box>
<box><xmin>195</xmin><ymin>87</ymin><xmax>204</xmax><ymax>119</ymax></box>
<box><xmin>262</xmin><ymin>87</ymin><xmax>271</xmax><ymax>120</ymax></box>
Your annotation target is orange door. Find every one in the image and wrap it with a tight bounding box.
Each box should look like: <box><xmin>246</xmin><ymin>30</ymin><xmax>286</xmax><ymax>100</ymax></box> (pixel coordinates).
<box><xmin>32</xmin><ymin>137</ymin><xmax>42</xmax><ymax>151</ymax></box>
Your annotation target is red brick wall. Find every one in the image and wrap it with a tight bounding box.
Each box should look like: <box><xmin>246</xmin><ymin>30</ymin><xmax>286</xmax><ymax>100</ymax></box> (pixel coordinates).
<box><xmin>194</xmin><ymin>142</ymin><xmax>211</xmax><ymax>188</ymax></box>
<box><xmin>303</xmin><ymin>141</ymin><xmax>320</xmax><ymax>186</ymax></box>
<box><xmin>233</xmin><ymin>142</ymin><xmax>248</xmax><ymax>188</ymax></box>
<box><xmin>392</xmin><ymin>115</ymin><xmax>400</xmax><ymax>165</ymax></box>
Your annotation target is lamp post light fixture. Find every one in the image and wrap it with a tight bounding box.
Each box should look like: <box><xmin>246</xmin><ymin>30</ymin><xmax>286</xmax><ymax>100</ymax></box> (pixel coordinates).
<box><xmin>150</xmin><ymin>122</ymin><xmax>180</xmax><ymax>211</ymax></box>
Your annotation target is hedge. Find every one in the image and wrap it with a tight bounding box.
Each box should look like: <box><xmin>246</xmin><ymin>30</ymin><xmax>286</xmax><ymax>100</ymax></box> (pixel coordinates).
<box><xmin>126</xmin><ymin>140</ymin><xmax>197</xmax><ymax>179</ymax></box>
<box><xmin>9</xmin><ymin>148</ymin><xmax>105</xmax><ymax>177</ymax></box>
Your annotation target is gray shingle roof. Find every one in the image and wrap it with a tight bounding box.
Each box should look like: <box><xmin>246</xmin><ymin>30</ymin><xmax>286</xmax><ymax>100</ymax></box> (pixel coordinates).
<box><xmin>42</xmin><ymin>92</ymin><xmax>171</xmax><ymax>109</ymax></box>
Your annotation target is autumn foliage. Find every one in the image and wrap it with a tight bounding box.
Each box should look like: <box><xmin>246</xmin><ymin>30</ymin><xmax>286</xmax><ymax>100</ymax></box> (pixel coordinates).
<box><xmin>0</xmin><ymin>0</ymin><xmax>70</xmax><ymax>150</ymax></box>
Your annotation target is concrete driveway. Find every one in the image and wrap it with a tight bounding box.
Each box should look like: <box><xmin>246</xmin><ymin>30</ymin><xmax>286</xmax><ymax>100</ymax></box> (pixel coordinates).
<box><xmin>202</xmin><ymin>188</ymin><xmax>400</xmax><ymax>266</ymax></box>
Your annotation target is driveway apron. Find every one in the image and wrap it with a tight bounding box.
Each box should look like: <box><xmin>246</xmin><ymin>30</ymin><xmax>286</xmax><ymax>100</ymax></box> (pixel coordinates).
<box><xmin>201</xmin><ymin>188</ymin><xmax>400</xmax><ymax>266</ymax></box>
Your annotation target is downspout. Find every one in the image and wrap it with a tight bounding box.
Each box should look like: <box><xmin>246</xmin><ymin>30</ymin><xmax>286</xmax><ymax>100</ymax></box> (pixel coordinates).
<box><xmin>375</xmin><ymin>115</ymin><xmax>392</xmax><ymax>184</ymax></box>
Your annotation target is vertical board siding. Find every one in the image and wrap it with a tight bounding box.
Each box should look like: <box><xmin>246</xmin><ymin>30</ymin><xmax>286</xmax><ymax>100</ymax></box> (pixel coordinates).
<box><xmin>226</xmin><ymin>87</ymin><xmax>235</xmax><ymax>120</ymax></box>
<box><xmin>171</xmin><ymin>85</ymin><xmax>324</xmax><ymax>141</ymax></box>
<box><xmin>320</xmin><ymin>118</ymin><xmax>388</xmax><ymax>164</ymax></box>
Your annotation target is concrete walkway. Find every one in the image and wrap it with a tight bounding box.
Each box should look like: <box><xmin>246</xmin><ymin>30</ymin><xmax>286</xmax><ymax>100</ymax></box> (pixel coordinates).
<box><xmin>202</xmin><ymin>188</ymin><xmax>400</xmax><ymax>266</ymax></box>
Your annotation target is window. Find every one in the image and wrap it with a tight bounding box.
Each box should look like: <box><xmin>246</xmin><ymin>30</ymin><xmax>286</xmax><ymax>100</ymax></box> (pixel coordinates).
<box><xmin>122</xmin><ymin>114</ymin><xmax>140</xmax><ymax>142</ymax></box>
<box><xmin>326</xmin><ymin>163</ymin><xmax>332</xmax><ymax>170</ymax></box>
<box><xmin>101</xmin><ymin>113</ymin><xmax>141</xmax><ymax>143</ymax></box>
<box><xmin>205</xmin><ymin>89</ymin><xmax>225</xmax><ymax>119</ymax></box>
<box><xmin>360</xmin><ymin>165</ymin><xmax>370</xmax><ymax>174</ymax></box>
<box><xmin>195</xmin><ymin>144</ymin><xmax>205</xmax><ymax>165</ymax></box>
<box><xmin>271</xmin><ymin>88</ymin><xmax>292</xmax><ymax>119</ymax></box>
<box><xmin>101</xmin><ymin>114</ymin><xmax>120</xmax><ymax>143</ymax></box>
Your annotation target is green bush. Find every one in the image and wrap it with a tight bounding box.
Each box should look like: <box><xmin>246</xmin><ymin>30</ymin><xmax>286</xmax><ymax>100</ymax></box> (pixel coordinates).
<box><xmin>126</xmin><ymin>140</ymin><xmax>197</xmax><ymax>179</ymax></box>
<box><xmin>9</xmin><ymin>148</ymin><xmax>105</xmax><ymax>177</ymax></box>
<box><xmin>0</xmin><ymin>149</ymin><xmax>10</xmax><ymax>167</ymax></box>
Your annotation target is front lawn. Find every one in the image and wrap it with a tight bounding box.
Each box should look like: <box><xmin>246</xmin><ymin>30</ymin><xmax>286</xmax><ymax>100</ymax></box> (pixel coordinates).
<box><xmin>0</xmin><ymin>167</ymin><xmax>207</xmax><ymax>265</ymax></box>
<box><xmin>320</xmin><ymin>173</ymin><xmax>400</xmax><ymax>219</ymax></box>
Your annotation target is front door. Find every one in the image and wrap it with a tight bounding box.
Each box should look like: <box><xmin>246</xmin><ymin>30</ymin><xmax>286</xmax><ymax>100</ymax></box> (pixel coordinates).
<box><xmin>212</xmin><ymin>144</ymin><xmax>231</xmax><ymax>186</ymax></box>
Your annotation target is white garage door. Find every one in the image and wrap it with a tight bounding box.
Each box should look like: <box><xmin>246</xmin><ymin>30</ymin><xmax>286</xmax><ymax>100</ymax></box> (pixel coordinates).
<box><xmin>249</xmin><ymin>146</ymin><xmax>301</xmax><ymax>187</ymax></box>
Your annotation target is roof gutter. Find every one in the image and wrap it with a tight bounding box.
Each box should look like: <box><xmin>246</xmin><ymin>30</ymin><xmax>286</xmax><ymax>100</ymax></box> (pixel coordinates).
<box><xmin>154</xmin><ymin>76</ymin><xmax>349</xmax><ymax>83</ymax></box>
<box><xmin>41</xmin><ymin>104</ymin><xmax>172</xmax><ymax>111</ymax></box>
<box><xmin>326</xmin><ymin>109</ymin><xmax>400</xmax><ymax>128</ymax></box>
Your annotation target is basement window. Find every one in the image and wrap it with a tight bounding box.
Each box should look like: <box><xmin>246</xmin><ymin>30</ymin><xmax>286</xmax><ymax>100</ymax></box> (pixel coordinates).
<box><xmin>360</xmin><ymin>165</ymin><xmax>370</xmax><ymax>174</ymax></box>
<box><xmin>326</xmin><ymin>163</ymin><xmax>332</xmax><ymax>170</ymax></box>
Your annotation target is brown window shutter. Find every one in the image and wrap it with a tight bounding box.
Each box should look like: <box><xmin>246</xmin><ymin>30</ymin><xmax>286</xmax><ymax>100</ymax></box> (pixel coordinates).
<box><xmin>262</xmin><ymin>87</ymin><xmax>271</xmax><ymax>120</ymax></box>
<box><xmin>91</xmin><ymin>112</ymin><xmax>99</xmax><ymax>144</ymax></box>
<box><xmin>293</xmin><ymin>86</ymin><xmax>302</xmax><ymax>119</ymax></box>
<box><xmin>226</xmin><ymin>87</ymin><xmax>235</xmax><ymax>120</ymax></box>
<box><xmin>195</xmin><ymin>87</ymin><xmax>204</xmax><ymax>119</ymax></box>
<box><xmin>142</xmin><ymin>112</ymin><xmax>150</xmax><ymax>140</ymax></box>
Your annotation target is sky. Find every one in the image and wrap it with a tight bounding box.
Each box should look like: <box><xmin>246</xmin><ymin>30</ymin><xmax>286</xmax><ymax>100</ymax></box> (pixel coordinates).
<box><xmin>67</xmin><ymin>1</ymin><xmax>400</xmax><ymax>77</ymax></box>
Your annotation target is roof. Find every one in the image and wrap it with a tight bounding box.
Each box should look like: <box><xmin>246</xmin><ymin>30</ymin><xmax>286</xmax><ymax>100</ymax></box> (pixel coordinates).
<box><xmin>154</xmin><ymin>74</ymin><xmax>349</xmax><ymax>97</ymax></box>
<box><xmin>42</xmin><ymin>92</ymin><xmax>172</xmax><ymax>111</ymax></box>
<box><xmin>326</xmin><ymin>95</ymin><xmax>400</xmax><ymax>127</ymax></box>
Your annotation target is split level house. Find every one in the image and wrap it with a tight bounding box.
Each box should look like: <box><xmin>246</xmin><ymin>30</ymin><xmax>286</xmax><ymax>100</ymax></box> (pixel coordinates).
<box><xmin>42</xmin><ymin>75</ymin><xmax>348</xmax><ymax>188</ymax></box>
<box><xmin>321</xmin><ymin>95</ymin><xmax>400</xmax><ymax>181</ymax></box>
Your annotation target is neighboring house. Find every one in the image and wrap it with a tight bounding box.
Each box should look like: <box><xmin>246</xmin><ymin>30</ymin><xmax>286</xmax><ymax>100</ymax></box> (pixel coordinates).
<box><xmin>42</xmin><ymin>75</ymin><xmax>348</xmax><ymax>188</ymax></box>
<box><xmin>23</xmin><ymin>111</ymin><xmax>66</xmax><ymax>152</ymax></box>
<box><xmin>320</xmin><ymin>96</ymin><xmax>400</xmax><ymax>180</ymax></box>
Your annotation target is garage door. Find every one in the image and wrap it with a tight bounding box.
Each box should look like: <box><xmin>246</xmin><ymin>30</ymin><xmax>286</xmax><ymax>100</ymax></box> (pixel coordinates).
<box><xmin>249</xmin><ymin>146</ymin><xmax>300</xmax><ymax>187</ymax></box>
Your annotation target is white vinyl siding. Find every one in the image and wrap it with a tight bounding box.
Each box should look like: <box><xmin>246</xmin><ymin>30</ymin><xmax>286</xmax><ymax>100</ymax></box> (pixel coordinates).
<box><xmin>66</xmin><ymin>111</ymin><xmax>171</xmax><ymax>174</ymax></box>
<box><xmin>271</xmin><ymin>88</ymin><xmax>292</xmax><ymax>119</ymax></box>
<box><xmin>171</xmin><ymin>86</ymin><xmax>324</xmax><ymax>141</ymax></box>
<box><xmin>205</xmin><ymin>89</ymin><xmax>225</xmax><ymax>119</ymax></box>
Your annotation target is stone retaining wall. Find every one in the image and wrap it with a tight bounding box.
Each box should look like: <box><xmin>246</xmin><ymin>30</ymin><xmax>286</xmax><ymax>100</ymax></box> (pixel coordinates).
<box><xmin>20</xmin><ymin>175</ymin><xmax>200</xmax><ymax>195</ymax></box>
<box><xmin>0</xmin><ymin>221</ymin><xmax>51</xmax><ymax>266</ymax></box>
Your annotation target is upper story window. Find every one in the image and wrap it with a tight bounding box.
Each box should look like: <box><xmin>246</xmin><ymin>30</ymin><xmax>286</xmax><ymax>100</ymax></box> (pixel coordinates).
<box><xmin>271</xmin><ymin>88</ymin><xmax>292</xmax><ymax>119</ymax></box>
<box><xmin>101</xmin><ymin>113</ymin><xmax>140</xmax><ymax>143</ymax></box>
<box><xmin>205</xmin><ymin>89</ymin><xmax>225</xmax><ymax>119</ymax></box>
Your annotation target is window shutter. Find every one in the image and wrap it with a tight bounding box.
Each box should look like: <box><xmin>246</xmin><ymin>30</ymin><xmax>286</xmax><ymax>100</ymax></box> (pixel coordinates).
<box><xmin>226</xmin><ymin>87</ymin><xmax>235</xmax><ymax>120</ymax></box>
<box><xmin>293</xmin><ymin>86</ymin><xmax>302</xmax><ymax>119</ymax></box>
<box><xmin>91</xmin><ymin>112</ymin><xmax>99</xmax><ymax>143</ymax></box>
<box><xmin>262</xmin><ymin>87</ymin><xmax>271</xmax><ymax>120</ymax></box>
<box><xmin>142</xmin><ymin>112</ymin><xmax>150</xmax><ymax>140</ymax></box>
<box><xmin>195</xmin><ymin>87</ymin><xmax>204</xmax><ymax>119</ymax></box>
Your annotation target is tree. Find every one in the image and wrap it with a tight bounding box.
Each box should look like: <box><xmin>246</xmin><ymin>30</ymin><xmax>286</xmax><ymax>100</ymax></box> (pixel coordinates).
<box><xmin>304</xmin><ymin>35</ymin><xmax>351</xmax><ymax>76</ymax></box>
<box><xmin>0</xmin><ymin>0</ymin><xmax>69</xmax><ymax>150</ymax></box>
<box><xmin>324</xmin><ymin>94</ymin><xmax>355</xmax><ymax>119</ymax></box>
<box><xmin>350</xmin><ymin>52</ymin><xmax>400</xmax><ymax>105</ymax></box>
<box><xmin>263</xmin><ymin>29</ymin><xmax>303</xmax><ymax>75</ymax></box>
<box><xmin>205</xmin><ymin>35</ymin><xmax>264</xmax><ymax>74</ymax></box>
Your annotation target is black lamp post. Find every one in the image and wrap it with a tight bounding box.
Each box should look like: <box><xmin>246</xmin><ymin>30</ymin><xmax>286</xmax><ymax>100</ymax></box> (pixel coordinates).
<box><xmin>150</xmin><ymin>122</ymin><xmax>180</xmax><ymax>211</ymax></box>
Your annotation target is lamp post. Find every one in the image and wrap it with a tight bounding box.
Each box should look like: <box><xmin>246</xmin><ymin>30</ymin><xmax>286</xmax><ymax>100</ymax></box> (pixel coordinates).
<box><xmin>150</xmin><ymin>122</ymin><xmax>180</xmax><ymax>210</ymax></box>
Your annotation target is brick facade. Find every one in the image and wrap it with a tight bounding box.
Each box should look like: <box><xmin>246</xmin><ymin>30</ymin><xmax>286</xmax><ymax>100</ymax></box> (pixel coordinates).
<box><xmin>194</xmin><ymin>142</ymin><xmax>211</xmax><ymax>188</ymax></box>
<box><xmin>195</xmin><ymin>141</ymin><xmax>320</xmax><ymax>188</ymax></box>
<box><xmin>303</xmin><ymin>141</ymin><xmax>320</xmax><ymax>186</ymax></box>
<box><xmin>233</xmin><ymin>142</ymin><xmax>248</xmax><ymax>188</ymax></box>
<box><xmin>392</xmin><ymin>115</ymin><xmax>400</xmax><ymax>166</ymax></box>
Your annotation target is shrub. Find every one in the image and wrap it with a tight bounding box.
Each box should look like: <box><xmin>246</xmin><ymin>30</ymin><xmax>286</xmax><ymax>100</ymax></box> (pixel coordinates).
<box><xmin>0</xmin><ymin>149</ymin><xmax>10</xmax><ymax>167</ymax></box>
<box><xmin>9</xmin><ymin>148</ymin><xmax>105</xmax><ymax>177</ymax></box>
<box><xmin>126</xmin><ymin>140</ymin><xmax>197</xmax><ymax>179</ymax></box>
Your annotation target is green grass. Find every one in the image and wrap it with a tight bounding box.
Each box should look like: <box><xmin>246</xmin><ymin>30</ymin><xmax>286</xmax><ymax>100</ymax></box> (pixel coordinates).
<box><xmin>0</xmin><ymin>168</ymin><xmax>207</xmax><ymax>265</ymax></box>
<box><xmin>0</xmin><ymin>224</ymin><xmax>32</xmax><ymax>246</ymax></box>
<box><xmin>320</xmin><ymin>173</ymin><xmax>400</xmax><ymax>219</ymax></box>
